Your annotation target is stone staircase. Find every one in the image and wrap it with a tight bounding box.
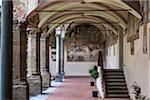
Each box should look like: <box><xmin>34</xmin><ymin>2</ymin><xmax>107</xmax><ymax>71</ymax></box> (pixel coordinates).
<box><xmin>104</xmin><ymin>69</ymin><xmax>129</xmax><ymax>98</ymax></box>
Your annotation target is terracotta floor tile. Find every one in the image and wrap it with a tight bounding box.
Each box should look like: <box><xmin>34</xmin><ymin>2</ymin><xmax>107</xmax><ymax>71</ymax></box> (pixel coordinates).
<box><xmin>47</xmin><ymin>76</ymin><xmax>130</xmax><ymax>100</ymax></box>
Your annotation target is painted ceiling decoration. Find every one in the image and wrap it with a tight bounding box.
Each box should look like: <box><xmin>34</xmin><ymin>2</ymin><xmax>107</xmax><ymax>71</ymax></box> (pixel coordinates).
<box><xmin>26</xmin><ymin>0</ymin><xmax>142</xmax><ymax>36</ymax></box>
<box><xmin>64</xmin><ymin>24</ymin><xmax>104</xmax><ymax>47</ymax></box>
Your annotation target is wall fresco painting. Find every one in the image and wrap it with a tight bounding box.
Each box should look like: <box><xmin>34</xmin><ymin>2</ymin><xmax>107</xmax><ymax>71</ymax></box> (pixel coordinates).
<box><xmin>67</xmin><ymin>46</ymin><xmax>101</xmax><ymax>62</ymax></box>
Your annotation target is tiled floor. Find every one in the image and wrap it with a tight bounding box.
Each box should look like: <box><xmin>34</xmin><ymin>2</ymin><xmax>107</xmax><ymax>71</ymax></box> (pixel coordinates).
<box><xmin>47</xmin><ymin>76</ymin><xmax>130</xmax><ymax>100</ymax></box>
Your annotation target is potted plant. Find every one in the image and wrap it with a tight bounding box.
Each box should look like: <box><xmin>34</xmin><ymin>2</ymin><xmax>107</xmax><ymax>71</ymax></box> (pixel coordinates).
<box><xmin>131</xmin><ymin>82</ymin><xmax>148</xmax><ymax>100</ymax></box>
<box><xmin>89</xmin><ymin>66</ymin><xmax>99</xmax><ymax>97</ymax></box>
<box><xmin>89</xmin><ymin>66</ymin><xmax>97</xmax><ymax>86</ymax></box>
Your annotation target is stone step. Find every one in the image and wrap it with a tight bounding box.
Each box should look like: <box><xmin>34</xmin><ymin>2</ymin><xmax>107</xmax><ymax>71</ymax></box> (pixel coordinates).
<box><xmin>104</xmin><ymin>69</ymin><xmax>129</xmax><ymax>98</ymax></box>
<box><xmin>106</xmin><ymin>90</ymin><xmax>128</xmax><ymax>94</ymax></box>
<box><xmin>104</xmin><ymin>75</ymin><xmax>125</xmax><ymax>79</ymax></box>
<box><xmin>106</xmin><ymin>82</ymin><xmax>127</xmax><ymax>86</ymax></box>
<box><xmin>104</xmin><ymin>69</ymin><xmax>123</xmax><ymax>72</ymax></box>
<box><xmin>105</xmin><ymin>79</ymin><xmax>125</xmax><ymax>82</ymax></box>
<box><xmin>105</xmin><ymin>72</ymin><xmax>124</xmax><ymax>76</ymax></box>
<box><xmin>106</xmin><ymin>86</ymin><xmax>128</xmax><ymax>90</ymax></box>
<box><xmin>106</xmin><ymin>94</ymin><xmax>129</xmax><ymax>98</ymax></box>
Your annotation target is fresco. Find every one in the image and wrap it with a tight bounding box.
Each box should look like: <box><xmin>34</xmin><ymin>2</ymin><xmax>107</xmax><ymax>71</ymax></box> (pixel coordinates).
<box><xmin>67</xmin><ymin>46</ymin><xmax>101</xmax><ymax>62</ymax></box>
<box><xmin>65</xmin><ymin>24</ymin><xmax>106</xmax><ymax>62</ymax></box>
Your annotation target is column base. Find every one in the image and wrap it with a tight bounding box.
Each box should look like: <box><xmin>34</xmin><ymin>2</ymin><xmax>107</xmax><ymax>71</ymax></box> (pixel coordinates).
<box><xmin>27</xmin><ymin>75</ymin><xmax>42</xmax><ymax>96</ymax></box>
<box><xmin>55</xmin><ymin>74</ymin><xmax>62</xmax><ymax>82</ymax></box>
<box><xmin>13</xmin><ymin>80</ymin><xmax>29</xmax><ymax>100</ymax></box>
<box><xmin>61</xmin><ymin>72</ymin><xmax>65</xmax><ymax>79</ymax></box>
<box><xmin>41</xmin><ymin>72</ymin><xmax>51</xmax><ymax>88</ymax></box>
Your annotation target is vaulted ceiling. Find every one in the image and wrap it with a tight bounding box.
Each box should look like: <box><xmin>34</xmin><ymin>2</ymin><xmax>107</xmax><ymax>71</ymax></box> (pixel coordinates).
<box><xmin>27</xmin><ymin>0</ymin><xmax>142</xmax><ymax>37</ymax></box>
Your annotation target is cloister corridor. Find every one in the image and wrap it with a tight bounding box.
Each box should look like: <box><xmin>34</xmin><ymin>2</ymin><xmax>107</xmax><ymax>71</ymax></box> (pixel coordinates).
<box><xmin>1</xmin><ymin>0</ymin><xmax>150</xmax><ymax>100</ymax></box>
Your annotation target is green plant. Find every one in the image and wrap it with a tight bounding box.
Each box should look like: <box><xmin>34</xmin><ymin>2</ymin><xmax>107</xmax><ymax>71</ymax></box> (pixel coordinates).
<box><xmin>131</xmin><ymin>82</ymin><xmax>147</xmax><ymax>100</ymax></box>
<box><xmin>89</xmin><ymin>66</ymin><xmax>99</xmax><ymax>80</ymax></box>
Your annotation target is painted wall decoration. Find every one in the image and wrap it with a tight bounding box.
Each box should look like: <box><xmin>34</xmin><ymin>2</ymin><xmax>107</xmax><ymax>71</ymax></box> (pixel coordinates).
<box><xmin>67</xmin><ymin>46</ymin><xmax>101</xmax><ymax>62</ymax></box>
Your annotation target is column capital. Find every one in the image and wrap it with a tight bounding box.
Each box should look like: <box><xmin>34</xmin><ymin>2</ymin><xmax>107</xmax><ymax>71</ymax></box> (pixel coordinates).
<box><xmin>55</xmin><ymin>33</ymin><xmax>61</xmax><ymax>37</ymax></box>
<box><xmin>13</xmin><ymin>19</ymin><xmax>28</xmax><ymax>31</ymax></box>
<box><xmin>27</xmin><ymin>28</ymin><xmax>41</xmax><ymax>37</ymax></box>
<box><xmin>27</xmin><ymin>14</ymin><xmax>39</xmax><ymax>28</ymax></box>
<box><xmin>40</xmin><ymin>37</ymin><xmax>46</xmax><ymax>41</ymax></box>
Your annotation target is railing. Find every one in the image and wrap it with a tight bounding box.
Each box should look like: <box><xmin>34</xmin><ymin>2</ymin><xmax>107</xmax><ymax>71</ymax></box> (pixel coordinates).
<box><xmin>97</xmin><ymin>51</ymin><xmax>106</xmax><ymax>98</ymax></box>
<box><xmin>96</xmin><ymin>66</ymin><xmax>105</xmax><ymax>98</ymax></box>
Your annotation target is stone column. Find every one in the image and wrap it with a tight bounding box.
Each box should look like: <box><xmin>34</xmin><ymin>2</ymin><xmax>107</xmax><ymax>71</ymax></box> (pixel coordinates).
<box><xmin>40</xmin><ymin>37</ymin><xmax>51</xmax><ymax>88</ymax></box>
<box><xmin>12</xmin><ymin>20</ymin><xmax>29</xmax><ymax>100</ymax></box>
<box><xmin>0</xmin><ymin>1</ymin><xmax>13</xmax><ymax>99</ymax></box>
<box><xmin>27</xmin><ymin>28</ymin><xmax>42</xmax><ymax>96</ymax></box>
<box><xmin>55</xmin><ymin>29</ymin><xmax>62</xmax><ymax>82</ymax></box>
<box><xmin>46</xmin><ymin>38</ymin><xmax>51</xmax><ymax>86</ymax></box>
<box><xmin>60</xmin><ymin>30</ymin><xmax>65</xmax><ymax>79</ymax></box>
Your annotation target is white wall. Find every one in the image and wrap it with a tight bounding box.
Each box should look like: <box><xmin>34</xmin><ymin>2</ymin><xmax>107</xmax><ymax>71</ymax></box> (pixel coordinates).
<box><xmin>26</xmin><ymin>0</ymin><xmax>39</xmax><ymax>15</ymax></box>
<box><xmin>49</xmin><ymin>48</ymin><xmax>97</xmax><ymax>76</ymax></box>
<box><xmin>49</xmin><ymin>48</ymin><xmax>57</xmax><ymax>76</ymax></box>
<box><xmin>105</xmin><ymin>41</ymin><xmax>119</xmax><ymax>69</ymax></box>
<box><xmin>146</xmin><ymin>23</ymin><xmax>150</xmax><ymax>98</ymax></box>
<box><xmin>64</xmin><ymin>47</ymin><xmax>98</xmax><ymax>76</ymax></box>
<box><xmin>123</xmin><ymin>25</ymin><xmax>149</xmax><ymax>99</ymax></box>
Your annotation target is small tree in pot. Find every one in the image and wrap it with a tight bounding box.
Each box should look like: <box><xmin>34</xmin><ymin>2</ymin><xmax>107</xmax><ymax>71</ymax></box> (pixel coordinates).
<box><xmin>89</xmin><ymin>66</ymin><xmax>99</xmax><ymax>97</ymax></box>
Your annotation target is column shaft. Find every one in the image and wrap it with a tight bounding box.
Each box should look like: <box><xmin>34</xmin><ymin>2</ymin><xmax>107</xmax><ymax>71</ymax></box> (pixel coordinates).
<box><xmin>0</xmin><ymin>1</ymin><xmax>13</xmax><ymax>100</ymax></box>
<box><xmin>55</xmin><ymin>34</ymin><xmax>62</xmax><ymax>82</ymax></box>
<box><xmin>12</xmin><ymin>20</ymin><xmax>29</xmax><ymax>100</ymax></box>
<box><xmin>60</xmin><ymin>38</ymin><xmax>65</xmax><ymax>78</ymax></box>
<box><xmin>27</xmin><ymin>28</ymin><xmax>42</xmax><ymax>96</ymax></box>
<box><xmin>40</xmin><ymin>38</ymin><xmax>51</xmax><ymax>88</ymax></box>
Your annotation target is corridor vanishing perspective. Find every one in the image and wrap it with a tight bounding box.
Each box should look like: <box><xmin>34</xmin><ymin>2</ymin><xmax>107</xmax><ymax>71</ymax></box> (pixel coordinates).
<box><xmin>1</xmin><ymin>0</ymin><xmax>150</xmax><ymax>100</ymax></box>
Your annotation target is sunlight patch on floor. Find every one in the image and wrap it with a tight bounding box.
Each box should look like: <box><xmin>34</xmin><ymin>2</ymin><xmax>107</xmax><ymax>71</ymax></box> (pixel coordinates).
<box><xmin>30</xmin><ymin>81</ymin><xmax>61</xmax><ymax>100</ymax></box>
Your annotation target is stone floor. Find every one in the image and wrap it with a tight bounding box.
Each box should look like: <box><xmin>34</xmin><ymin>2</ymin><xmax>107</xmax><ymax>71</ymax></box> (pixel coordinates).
<box><xmin>46</xmin><ymin>76</ymin><xmax>130</xmax><ymax>100</ymax></box>
<box><xmin>30</xmin><ymin>81</ymin><xmax>61</xmax><ymax>100</ymax></box>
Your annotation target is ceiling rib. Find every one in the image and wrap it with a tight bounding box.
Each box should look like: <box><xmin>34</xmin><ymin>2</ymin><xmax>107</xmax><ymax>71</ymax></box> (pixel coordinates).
<box><xmin>37</xmin><ymin>9</ymin><xmax>132</xmax><ymax>12</ymax></box>
<box><xmin>47</xmin><ymin>22</ymin><xmax>119</xmax><ymax>24</ymax></box>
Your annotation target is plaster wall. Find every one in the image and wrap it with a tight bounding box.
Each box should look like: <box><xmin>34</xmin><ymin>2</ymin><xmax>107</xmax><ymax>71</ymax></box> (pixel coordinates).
<box><xmin>26</xmin><ymin>0</ymin><xmax>38</xmax><ymax>15</ymax></box>
<box><xmin>49</xmin><ymin>48</ymin><xmax>97</xmax><ymax>76</ymax></box>
<box><xmin>123</xmin><ymin>25</ymin><xmax>149</xmax><ymax>99</ymax></box>
<box><xmin>49</xmin><ymin>48</ymin><xmax>57</xmax><ymax>76</ymax></box>
<box><xmin>105</xmin><ymin>41</ymin><xmax>119</xmax><ymax>69</ymax></box>
<box><xmin>147</xmin><ymin>23</ymin><xmax>150</xmax><ymax>98</ymax></box>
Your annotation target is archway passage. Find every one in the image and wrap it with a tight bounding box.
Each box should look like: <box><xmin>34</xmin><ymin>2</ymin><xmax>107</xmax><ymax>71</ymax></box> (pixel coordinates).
<box><xmin>8</xmin><ymin>0</ymin><xmax>150</xmax><ymax>100</ymax></box>
<box><xmin>25</xmin><ymin>0</ymin><xmax>142</xmax><ymax>99</ymax></box>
